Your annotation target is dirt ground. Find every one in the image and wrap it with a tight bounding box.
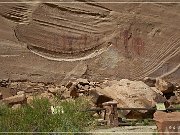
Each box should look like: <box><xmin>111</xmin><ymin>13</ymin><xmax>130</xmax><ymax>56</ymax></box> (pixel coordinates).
<box><xmin>0</xmin><ymin>0</ymin><xmax>179</xmax><ymax>84</ymax></box>
<box><xmin>92</xmin><ymin>126</ymin><xmax>157</xmax><ymax>135</ymax></box>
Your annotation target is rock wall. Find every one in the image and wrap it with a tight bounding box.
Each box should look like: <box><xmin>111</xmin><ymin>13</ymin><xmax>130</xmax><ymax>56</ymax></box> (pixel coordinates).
<box><xmin>0</xmin><ymin>0</ymin><xmax>179</xmax><ymax>83</ymax></box>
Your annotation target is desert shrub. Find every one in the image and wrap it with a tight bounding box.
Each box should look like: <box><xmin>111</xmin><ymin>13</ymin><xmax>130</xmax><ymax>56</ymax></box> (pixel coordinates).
<box><xmin>0</xmin><ymin>97</ymin><xmax>95</xmax><ymax>133</ymax></box>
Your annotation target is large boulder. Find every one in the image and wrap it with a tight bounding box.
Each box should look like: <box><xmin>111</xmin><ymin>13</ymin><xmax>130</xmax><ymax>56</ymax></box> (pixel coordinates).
<box><xmin>96</xmin><ymin>79</ymin><xmax>166</xmax><ymax>115</ymax></box>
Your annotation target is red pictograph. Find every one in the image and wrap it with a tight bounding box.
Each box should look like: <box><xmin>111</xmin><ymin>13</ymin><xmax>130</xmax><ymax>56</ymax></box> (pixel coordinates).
<box><xmin>132</xmin><ymin>37</ymin><xmax>144</xmax><ymax>56</ymax></box>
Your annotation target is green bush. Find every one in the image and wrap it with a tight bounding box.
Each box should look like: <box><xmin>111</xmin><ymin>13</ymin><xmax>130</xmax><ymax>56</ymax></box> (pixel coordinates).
<box><xmin>0</xmin><ymin>97</ymin><xmax>96</xmax><ymax>133</ymax></box>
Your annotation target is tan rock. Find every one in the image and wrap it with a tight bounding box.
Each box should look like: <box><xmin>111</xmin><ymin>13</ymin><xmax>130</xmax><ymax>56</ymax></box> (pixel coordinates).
<box><xmin>17</xmin><ymin>91</ymin><xmax>25</xmax><ymax>95</ymax></box>
<box><xmin>96</xmin><ymin>79</ymin><xmax>166</xmax><ymax>115</ymax></box>
<box><xmin>27</xmin><ymin>96</ymin><xmax>34</xmax><ymax>105</ymax></box>
<box><xmin>48</xmin><ymin>87</ymin><xmax>61</xmax><ymax>95</ymax></box>
<box><xmin>0</xmin><ymin>92</ymin><xmax>2</xmax><ymax>100</ymax></box>
<box><xmin>155</xmin><ymin>78</ymin><xmax>175</xmax><ymax>94</ymax></box>
<box><xmin>2</xmin><ymin>94</ymin><xmax>26</xmax><ymax>105</ymax></box>
<box><xmin>62</xmin><ymin>91</ymin><xmax>71</xmax><ymax>99</ymax></box>
<box><xmin>12</xmin><ymin>104</ymin><xmax>22</xmax><ymax>110</ymax></box>
<box><xmin>40</xmin><ymin>91</ymin><xmax>54</xmax><ymax>99</ymax></box>
<box><xmin>77</xmin><ymin>78</ymin><xmax>89</xmax><ymax>85</ymax></box>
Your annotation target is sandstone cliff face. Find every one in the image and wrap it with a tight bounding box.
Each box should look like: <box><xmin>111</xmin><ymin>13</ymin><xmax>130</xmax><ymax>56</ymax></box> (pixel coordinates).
<box><xmin>0</xmin><ymin>0</ymin><xmax>179</xmax><ymax>83</ymax></box>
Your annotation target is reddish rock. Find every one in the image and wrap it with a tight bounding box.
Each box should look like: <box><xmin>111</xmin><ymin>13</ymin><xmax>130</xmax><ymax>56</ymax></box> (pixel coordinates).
<box><xmin>154</xmin><ymin>111</ymin><xmax>180</xmax><ymax>135</ymax></box>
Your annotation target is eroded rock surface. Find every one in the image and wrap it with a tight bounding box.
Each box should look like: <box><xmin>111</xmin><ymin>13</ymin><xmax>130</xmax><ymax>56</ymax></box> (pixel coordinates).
<box><xmin>0</xmin><ymin>0</ymin><xmax>179</xmax><ymax>83</ymax></box>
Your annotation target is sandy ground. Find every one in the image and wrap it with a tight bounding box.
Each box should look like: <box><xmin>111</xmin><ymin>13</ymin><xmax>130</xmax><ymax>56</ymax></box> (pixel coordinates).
<box><xmin>92</xmin><ymin>126</ymin><xmax>157</xmax><ymax>135</ymax></box>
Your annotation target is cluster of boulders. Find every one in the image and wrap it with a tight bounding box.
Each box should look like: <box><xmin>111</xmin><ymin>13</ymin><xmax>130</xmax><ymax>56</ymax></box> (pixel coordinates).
<box><xmin>0</xmin><ymin>78</ymin><xmax>179</xmax><ymax>115</ymax></box>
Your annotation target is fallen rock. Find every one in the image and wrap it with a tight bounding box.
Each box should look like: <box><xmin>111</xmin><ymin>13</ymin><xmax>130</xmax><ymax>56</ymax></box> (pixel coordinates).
<box><xmin>96</xmin><ymin>79</ymin><xmax>166</xmax><ymax>115</ymax></box>
<box><xmin>2</xmin><ymin>94</ymin><xmax>26</xmax><ymax>105</ymax></box>
<box><xmin>12</xmin><ymin>104</ymin><xmax>22</xmax><ymax>110</ymax></box>
<box><xmin>154</xmin><ymin>111</ymin><xmax>180</xmax><ymax>135</ymax></box>
<box><xmin>40</xmin><ymin>91</ymin><xmax>54</xmax><ymax>99</ymax></box>
<box><xmin>143</xmin><ymin>77</ymin><xmax>156</xmax><ymax>87</ymax></box>
<box><xmin>155</xmin><ymin>78</ymin><xmax>175</xmax><ymax>94</ymax></box>
<box><xmin>17</xmin><ymin>91</ymin><xmax>25</xmax><ymax>95</ymax></box>
<box><xmin>48</xmin><ymin>87</ymin><xmax>61</xmax><ymax>95</ymax></box>
<box><xmin>0</xmin><ymin>87</ymin><xmax>13</xmax><ymax>98</ymax></box>
<box><xmin>77</xmin><ymin>78</ymin><xmax>89</xmax><ymax>86</ymax></box>
<box><xmin>0</xmin><ymin>92</ymin><xmax>2</xmax><ymax>100</ymax></box>
<box><xmin>62</xmin><ymin>91</ymin><xmax>71</xmax><ymax>99</ymax></box>
<box><xmin>168</xmin><ymin>95</ymin><xmax>180</xmax><ymax>104</ymax></box>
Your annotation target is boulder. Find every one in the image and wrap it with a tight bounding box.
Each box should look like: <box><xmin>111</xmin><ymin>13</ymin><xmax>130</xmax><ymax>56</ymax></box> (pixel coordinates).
<box><xmin>96</xmin><ymin>79</ymin><xmax>166</xmax><ymax>115</ymax></box>
<box><xmin>154</xmin><ymin>111</ymin><xmax>180</xmax><ymax>135</ymax></box>
<box><xmin>155</xmin><ymin>78</ymin><xmax>175</xmax><ymax>94</ymax></box>
<box><xmin>2</xmin><ymin>94</ymin><xmax>26</xmax><ymax>105</ymax></box>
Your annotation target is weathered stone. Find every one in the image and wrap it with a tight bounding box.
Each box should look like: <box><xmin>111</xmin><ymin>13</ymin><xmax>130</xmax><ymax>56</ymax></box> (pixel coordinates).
<box><xmin>82</xmin><ymin>85</ymin><xmax>90</xmax><ymax>90</ymax></box>
<box><xmin>48</xmin><ymin>87</ymin><xmax>60</xmax><ymax>95</ymax></box>
<box><xmin>62</xmin><ymin>91</ymin><xmax>71</xmax><ymax>99</ymax></box>
<box><xmin>27</xmin><ymin>96</ymin><xmax>33</xmax><ymax>105</ymax></box>
<box><xmin>65</xmin><ymin>81</ymin><xmax>73</xmax><ymax>89</ymax></box>
<box><xmin>155</xmin><ymin>78</ymin><xmax>175</xmax><ymax>94</ymax></box>
<box><xmin>40</xmin><ymin>91</ymin><xmax>54</xmax><ymax>99</ymax></box>
<box><xmin>168</xmin><ymin>95</ymin><xmax>180</xmax><ymax>104</ymax></box>
<box><xmin>0</xmin><ymin>87</ymin><xmax>13</xmax><ymax>98</ymax></box>
<box><xmin>17</xmin><ymin>91</ymin><xmax>25</xmax><ymax>95</ymax></box>
<box><xmin>2</xmin><ymin>94</ymin><xmax>26</xmax><ymax>105</ymax></box>
<box><xmin>12</xmin><ymin>104</ymin><xmax>22</xmax><ymax>110</ymax></box>
<box><xmin>96</xmin><ymin>79</ymin><xmax>166</xmax><ymax>115</ymax></box>
<box><xmin>77</xmin><ymin>78</ymin><xmax>89</xmax><ymax>86</ymax></box>
<box><xmin>143</xmin><ymin>77</ymin><xmax>156</xmax><ymax>87</ymax></box>
<box><xmin>61</xmin><ymin>62</ymin><xmax>87</xmax><ymax>85</ymax></box>
<box><xmin>154</xmin><ymin>111</ymin><xmax>180</xmax><ymax>135</ymax></box>
<box><xmin>0</xmin><ymin>92</ymin><xmax>2</xmax><ymax>100</ymax></box>
<box><xmin>77</xmin><ymin>84</ymin><xmax>83</xmax><ymax>89</ymax></box>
